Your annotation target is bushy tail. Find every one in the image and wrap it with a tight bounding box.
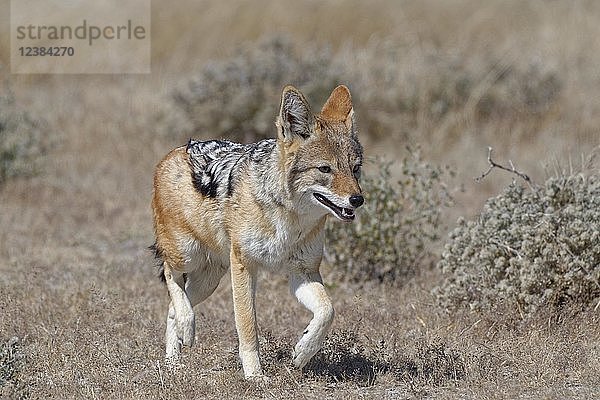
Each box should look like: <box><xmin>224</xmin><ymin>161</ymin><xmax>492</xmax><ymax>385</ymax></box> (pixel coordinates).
<box><xmin>149</xmin><ymin>242</ymin><xmax>166</xmax><ymax>283</ymax></box>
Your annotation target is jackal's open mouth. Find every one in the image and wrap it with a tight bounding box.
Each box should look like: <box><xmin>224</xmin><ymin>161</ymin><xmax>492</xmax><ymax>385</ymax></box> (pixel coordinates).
<box><xmin>313</xmin><ymin>193</ymin><xmax>355</xmax><ymax>221</ymax></box>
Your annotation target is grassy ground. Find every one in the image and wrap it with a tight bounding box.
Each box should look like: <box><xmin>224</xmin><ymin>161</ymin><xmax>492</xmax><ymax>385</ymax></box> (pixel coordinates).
<box><xmin>1</xmin><ymin>1</ymin><xmax>600</xmax><ymax>398</ymax></box>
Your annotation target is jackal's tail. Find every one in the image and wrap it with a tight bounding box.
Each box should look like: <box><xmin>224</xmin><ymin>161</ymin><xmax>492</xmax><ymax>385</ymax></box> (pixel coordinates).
<box><xmin>149</xmin><ymin>242</ymin><xmax>166</xmax><ymax>283</ymax></box>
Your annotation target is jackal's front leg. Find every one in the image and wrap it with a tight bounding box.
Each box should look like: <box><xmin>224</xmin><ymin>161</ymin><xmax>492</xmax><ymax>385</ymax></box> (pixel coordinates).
<box><xmin>230</xmin><ymin>248</ymin><xmax>263</xmax><ymax>379</ymax></box>
<box><xmin>290</xmin><ymin>271</ymin><xmax>334</xmax><ymax>368</ymax></box>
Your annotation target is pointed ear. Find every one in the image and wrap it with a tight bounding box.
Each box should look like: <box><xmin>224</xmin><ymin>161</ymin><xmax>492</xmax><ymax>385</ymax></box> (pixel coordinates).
<box><xmin>320</xmin><ymin>85</ymin><xmax>354</xmax><ymax>130</ymax></box>
<box><xmin>276</xmin><ymin>85</ymin><xmax>313</xmax><ymax>141</ymax></box>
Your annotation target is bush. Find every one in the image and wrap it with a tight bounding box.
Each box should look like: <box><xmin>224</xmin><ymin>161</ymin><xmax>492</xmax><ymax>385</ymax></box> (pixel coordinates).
<box><xmin>162</xmin><ymin>35</ymin><xmax>561</xmax><ymax>144</ymax></box>
<box><xmin>168</xmin><ymin>36</ymin><xmax>339</xmax><ymax>143</ymax></box>
<box><xmin>435</xmin><ymin>174</ymin><xmax>600</xmax><ymax>315</ymax></box>
<box><xmin>0</xmin><ymin>91</ymin><xmax>46</xmax><ymax>185</ymax></box>
<box><xmin>336</xmin><ymin>40</ymin><xmax>561</xmax><ymax>140</ymax></box>
<box><xmin>325</xmin><ymin>151</ymin><xmax>453</xmax><ymax>285</ymax></box>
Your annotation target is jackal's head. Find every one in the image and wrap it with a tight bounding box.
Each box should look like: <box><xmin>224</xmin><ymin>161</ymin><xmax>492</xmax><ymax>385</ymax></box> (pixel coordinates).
<box><xmin>276</xmin><ymin>85</ymin><xmax>364</xmax><ymax>222</ymax></box>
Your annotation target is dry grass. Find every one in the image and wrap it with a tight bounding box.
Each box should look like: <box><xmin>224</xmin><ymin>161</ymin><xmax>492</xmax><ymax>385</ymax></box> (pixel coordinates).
<box><xmin>1</xmin><ymin>0</ymin><xmax>600</xmax><ymax>398</ymax></box>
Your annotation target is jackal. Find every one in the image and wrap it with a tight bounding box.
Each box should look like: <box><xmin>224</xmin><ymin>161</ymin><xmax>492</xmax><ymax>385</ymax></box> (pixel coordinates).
<box><xmin>151</xmin><ymin>85</ymin><xmax>364</xmax><ymax>379</ymax></box>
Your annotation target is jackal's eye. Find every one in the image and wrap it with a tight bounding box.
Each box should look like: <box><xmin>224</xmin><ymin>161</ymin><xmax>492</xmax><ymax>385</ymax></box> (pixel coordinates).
<box><xmin>317</xmin><ymin>165</ymin><xmax>332</xmax><ymax>173</ymax></box>
<box><xmin>353</xmin><ymin>164</ymin><xmax>362</xmax><ymax>179</ymax></box>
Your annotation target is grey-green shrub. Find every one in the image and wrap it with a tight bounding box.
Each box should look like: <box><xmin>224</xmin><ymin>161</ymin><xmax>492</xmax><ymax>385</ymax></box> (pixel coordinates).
<box><xmin>325</xmin><ymin>152</ymin><xmax>453</xmax><ymax>285</ymax></box>
<box><xmin>0</xmin><ymin>92</ymin><xmax>46</xmax><ymax>185</ymax></box>
<box><xmin>162</xmin><ymin>35</ymin><xmax>561</xmax><ymax>144</ymax></box>
<box><xmin>435</xmin><ymin>175</ymin><xmax>600</xmax><ymax>315</ymax></box>
<box><xmin>170</xmin><ymin>36</ymin><xmax>339</xmax><ymax>143</ymax></box>
<box><xmin>336</xmin><ymin>41</ymin><xmax>561</xmax><ymax>140</ymax></box>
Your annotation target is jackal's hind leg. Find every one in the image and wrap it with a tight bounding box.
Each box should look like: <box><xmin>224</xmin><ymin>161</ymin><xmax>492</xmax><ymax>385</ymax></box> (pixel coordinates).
<box><xmin>163</xmin><ymin>263</ymin><xmax>195</xmax><ymax>361</ymax></box>
<box><xmin>165</xmin><ymin>302</ymin><xmax>181</xmax><ymax>361</ymax></box>
<box><xmin>290</xmin><ymin>271</ymin><xmax>334</xmax><ymax>369</ymax></box>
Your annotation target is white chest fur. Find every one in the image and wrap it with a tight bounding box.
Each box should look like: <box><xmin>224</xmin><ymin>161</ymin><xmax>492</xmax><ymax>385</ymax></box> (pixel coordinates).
<box><xmin>238</xmin><ymin>209</ymin><xmax>325</xmax><ymax>270</ymax></box>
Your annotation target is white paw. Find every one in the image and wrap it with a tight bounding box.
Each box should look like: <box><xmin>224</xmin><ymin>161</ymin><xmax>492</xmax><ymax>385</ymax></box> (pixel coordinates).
<box><xmin>181</xmin><ymin>325</ymin><xmax>195</xmax><ymax>347</ymax></box>
<box><xmin>165</xmin><ymin>346</ymin><xmax>181</xmax><ymax>362</ymax></box>
<box><xmin>292</xmin><ymin>342</ymin><xmax>313</xmax><ymax>368</ymax></box>
<box><xmin>240</xmin><ymin>349</ymin><xmax>263</xmax><ymax>379</ymax></box>
<box><xmin>178</xmin><ymin>315</ymin><xmax>195</xmax><ymax>347</ymax></box>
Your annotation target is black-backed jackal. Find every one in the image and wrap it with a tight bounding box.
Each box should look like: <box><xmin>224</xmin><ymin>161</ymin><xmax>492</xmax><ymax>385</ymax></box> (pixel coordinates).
<box><xmin>151</xmin><ymin>85</ymin><xmax>364</xmax><ymax>379</ymax></box>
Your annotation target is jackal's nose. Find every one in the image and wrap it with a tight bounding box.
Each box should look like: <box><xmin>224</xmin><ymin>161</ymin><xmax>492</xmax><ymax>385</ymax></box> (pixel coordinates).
<box><xmin>349</xmin><ymin>194</ymin><xmax>364</xmax><ymax>208</ymax></box>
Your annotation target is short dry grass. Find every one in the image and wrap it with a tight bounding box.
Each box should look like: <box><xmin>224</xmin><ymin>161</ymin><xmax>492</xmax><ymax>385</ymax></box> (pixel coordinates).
<box><xmin>1</xmin><ymin>1</ymin><xmax>600</xmax><ymax>399</ymax></box>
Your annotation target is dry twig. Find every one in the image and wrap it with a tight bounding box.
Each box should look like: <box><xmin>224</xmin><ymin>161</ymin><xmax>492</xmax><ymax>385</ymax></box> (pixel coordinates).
<box><xmin>475</xmin><ymin>147</ymin><xmax>533</xmax><ymax>187</ymax></box>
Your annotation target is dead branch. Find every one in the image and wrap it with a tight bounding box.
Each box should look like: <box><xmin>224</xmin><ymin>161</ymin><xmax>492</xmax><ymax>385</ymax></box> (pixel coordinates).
<box><xmin>475</xmin><ymin>147</ymin><xmax>532</xmax><ymax>185</ymax></box>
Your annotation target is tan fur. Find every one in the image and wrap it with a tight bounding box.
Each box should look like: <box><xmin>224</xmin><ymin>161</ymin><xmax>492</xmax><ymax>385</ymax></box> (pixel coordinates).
<box><xmin>151</xmin><ymin>85</ymin><xmax>363</xmax><ymax>379</ymax></box>
<box><xmin>320</xmin><ymin>85</ymin><xmax>353</xmax><ymax>122</ymax></box>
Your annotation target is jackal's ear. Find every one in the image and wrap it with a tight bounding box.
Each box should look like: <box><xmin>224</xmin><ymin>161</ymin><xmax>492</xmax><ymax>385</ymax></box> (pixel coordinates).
<box><xmin>321</xmin><ymin>85</ymin><xmax>355</xmax><ymax>132</ymax></box>
<box><xmin>277</xmin><ymin>85</ymin><xmax>313</xmax><ymax>141</ymax></box>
